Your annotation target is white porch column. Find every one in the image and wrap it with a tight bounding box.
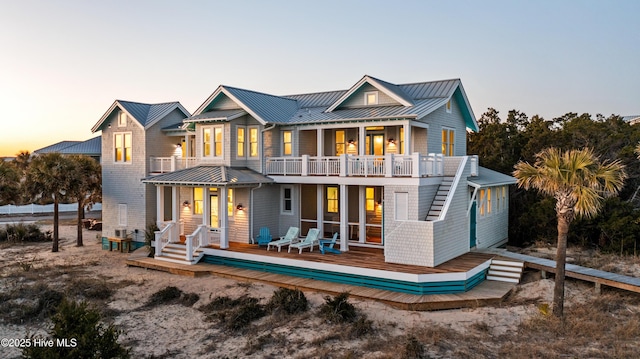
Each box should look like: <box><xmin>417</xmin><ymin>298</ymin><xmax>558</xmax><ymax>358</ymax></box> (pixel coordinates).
<box><xmin>358</xmin><ymin>126</ymin><xmax>366</xmax><ymax>155</ymax></box>
<box><xmin>219</xmin><ymin>187</ymin><xmax>229</xmax><ymax>249</ymax></box>
<box><xmin>316</xmin><ymin>128</ymin><xmax>324</xmax><ymax>156</ymax></box>
<box><xmin>156</xmin><ymin>186</ymin><xmax>164</xmax><ymax>224</ymax></box>
<box><xmin>339</xmin><ymin>184</ymin><xmax>348</xmax><ymax>252</ymax></box>
<box><xmin>316</xmin><ymin>185</ymin><xmax>323</xmax><ymax>234</ymax></box>
<box><xmin>359</xmin><ymin>186</ymin><xmax>366</xmax><ymax>243</ymax></box>
<box><xmin>203</xmin><ymin>187</ymin><xmax>210</xmax><ymax>226</ymax></box>
<box><xmin>403</xmin><ymin>123</ymin><xmax>411</xmax><ymax>155</ymax></box>
<box><xmin>171</xmin><ymin>187</ymin><xmax>178</xmax><ymax>223</ymax></box>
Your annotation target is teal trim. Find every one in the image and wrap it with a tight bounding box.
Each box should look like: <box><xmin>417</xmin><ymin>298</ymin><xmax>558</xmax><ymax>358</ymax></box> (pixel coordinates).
<box><xmin>470</xmin><ymin>201</ymin><xmax>477</xmax><ymax>248</ymax></box>
<box><xmin>454</xmin><ymin>88</ymin><xmax>478</xmax><ymax>132</ymax></box>
<box><xmin>101</xmin><ymin>237</ymin><xmax>145</xmax><ymax>251</ymax></box>
<box><xmin>202</xmin><ymin>255</ymin><xmax>487</xmax><ymax>295</ymax></box>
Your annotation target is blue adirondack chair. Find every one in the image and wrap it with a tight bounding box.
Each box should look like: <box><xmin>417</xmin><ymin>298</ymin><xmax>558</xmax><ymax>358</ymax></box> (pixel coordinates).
<box><xmin>255</xmin><ymin>227</ymin><xmax>272</xmax><ymax>246</ymax></box>
<box><xmin>319</xmin><ymin>232</ymin><xmax>340</xmax><ymax>254</ymax></box>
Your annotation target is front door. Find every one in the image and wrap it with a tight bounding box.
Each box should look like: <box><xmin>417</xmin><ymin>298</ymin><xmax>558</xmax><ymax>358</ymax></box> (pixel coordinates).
<box><xmin>210</xmin><ymin>194</ymin><xmax>219</xmax><ymax>228</ymax></box>
<box><xmin>366</xmin><ymin>134</ymin><xmax>385</xmax><ymax>155</ymax></box>
<box><xmin>470</xmin><ymin>200</ymin><xmax>477</xmax><ymax>248</ymax></box>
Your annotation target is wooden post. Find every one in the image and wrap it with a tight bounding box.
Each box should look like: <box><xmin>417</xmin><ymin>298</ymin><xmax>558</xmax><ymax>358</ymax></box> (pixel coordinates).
<box><xmin>595</xmin><ymin>282</ymin><xmax>601</xmax><ymax>295</ymax></box>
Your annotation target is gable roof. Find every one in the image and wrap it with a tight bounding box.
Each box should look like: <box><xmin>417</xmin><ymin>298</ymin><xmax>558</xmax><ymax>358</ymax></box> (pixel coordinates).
<box><xmin>325</xmin><ymin>75</ymin><xmax>414</xmax><ymax>112</ymax></box>
<box><xmin>192</xmin><ymin>86</ymin><xmax>299</xmax><ymax>125</ymax></box>
<box><xmin>623</xmin><ymin>115</ymin><xmax>640</xmax><ymax>124</ymax></box>
<box><xmin>91</xmin><ymin>100</ymin><xmax>190</xmax><ymax>132</ymax></box>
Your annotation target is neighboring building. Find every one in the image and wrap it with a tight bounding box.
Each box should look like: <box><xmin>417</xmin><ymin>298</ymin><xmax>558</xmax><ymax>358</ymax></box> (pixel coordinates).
<box><xmin>622</xmin><ymin>115</ymin><xmax>640</xmax><ymax>125</ymax></box>
<box><xmin>34</xmin><ymin>136</ymin><xmax>102</xmax><ymax>162</ymax></box>
<box><xmin>92</xmin><ymin>75</ymin><xmax>515</xmax><ymax>270</ymax></box>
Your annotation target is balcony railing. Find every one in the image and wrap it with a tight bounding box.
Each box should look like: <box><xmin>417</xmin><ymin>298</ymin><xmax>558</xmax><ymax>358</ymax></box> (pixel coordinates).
<box><xmin>265</xmin><ymin>153</ymin><xmax>445</xmax><ymax>178</ymax></box>
<box><xmin>149</xmin><ymin>157</ymin><xmax>197</xmax><ymax>174</ymax></box>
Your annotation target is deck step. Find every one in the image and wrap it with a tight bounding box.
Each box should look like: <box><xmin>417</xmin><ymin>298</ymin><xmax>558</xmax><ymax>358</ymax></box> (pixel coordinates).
<box><xmin>486</xmin><ymin>259</ymin><xmax>524</xmax><ymax>283</ymax></box>
<box><xmin>156</xmin><ymin>243</ymin><xmax>205</xmax><ymax>265</ymax></box>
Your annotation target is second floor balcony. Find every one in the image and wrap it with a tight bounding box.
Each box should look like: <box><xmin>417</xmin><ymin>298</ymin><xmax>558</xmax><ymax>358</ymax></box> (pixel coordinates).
<box><xmin>266</xmin><ymin>153</ymin><xmax>451</xmax><ymax>178</ymax></box>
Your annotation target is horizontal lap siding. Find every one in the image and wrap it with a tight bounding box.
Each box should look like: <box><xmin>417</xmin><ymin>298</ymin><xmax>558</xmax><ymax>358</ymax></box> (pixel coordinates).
<box><xmin>421</xmin><ymin>97</ymin><xmax>467</xmax><ymax>156</ymax></box>
<box><xmin>476</xmin><ymin>189</ymin><xmax>509</xmax><ymax>248</ymax></box>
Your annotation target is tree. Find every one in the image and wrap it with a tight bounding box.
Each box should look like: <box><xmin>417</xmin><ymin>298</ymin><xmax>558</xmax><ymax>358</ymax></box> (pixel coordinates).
<box><xmin>67</xmin><ymin>155</ymin><xmax>102</xmax><ymax>246</ymax></box>
<box><xmin>23</xmin><ymin>153</ymin><xmax>73</xmax><ymax>252</ymax></box>
<box><xmin>513</xmin><ymin>148</ymin><xmax>626</xmax><ymax>317</ymax></box>
<box><xmin>0</xmin><ymin>161</ymin><xmax>20</xmax><ymax>205</ymax></box>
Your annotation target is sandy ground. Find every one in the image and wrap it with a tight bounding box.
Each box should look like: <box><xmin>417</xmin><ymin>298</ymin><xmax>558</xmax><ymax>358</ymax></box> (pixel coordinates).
<box><xmin>0</xmin><ymin>223</ymin><xmax>615</xmax><ymax>358</ymax></box>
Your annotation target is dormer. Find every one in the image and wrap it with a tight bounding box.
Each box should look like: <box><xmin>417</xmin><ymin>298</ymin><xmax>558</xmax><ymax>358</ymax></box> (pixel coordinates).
<box><xmin>325</xmin><ymin>75</ymin><xmax>413</xmax><ymax>112</ymax></box>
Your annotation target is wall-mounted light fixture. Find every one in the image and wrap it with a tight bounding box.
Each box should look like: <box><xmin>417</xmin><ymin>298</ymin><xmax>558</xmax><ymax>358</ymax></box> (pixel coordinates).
<box><xmin>182</xmin><ymin>200</ymin><xmax>190</xmax><ymax>208</ymax></box>
<box><xmin>236</xmin><ymin>204</ymin><xmax>244</xmax><ymax>211</ymax></box>
<box><xmin>347</xmin><ymin>139</ymin><xmax>356</xmax><ymax>145</ymax></box>
<box><xmin>387</xmin><ymin>138</ymin><xmax>396</xmax><ymax>145</ymax></box>
<box><xmin>176</xmin><ymin>143</ymin><xmax>182</xmax><ymax>148</ymax></box>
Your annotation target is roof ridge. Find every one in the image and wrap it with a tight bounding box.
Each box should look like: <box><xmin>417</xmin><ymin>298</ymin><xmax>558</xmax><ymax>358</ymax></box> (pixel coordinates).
<box><xmin>222</xmin><ymin>85</ymin><xmax>298</xmax><ymax>103</ymax></box>
<box><xmin>398</xmin><ymin>78</ymin><xmax>461</xmax><ymax>86</ymax></box>
<box><xmin>116</xmin><ymin>99</ymin><xmax>181</xmax><ymax>106</ymax></box>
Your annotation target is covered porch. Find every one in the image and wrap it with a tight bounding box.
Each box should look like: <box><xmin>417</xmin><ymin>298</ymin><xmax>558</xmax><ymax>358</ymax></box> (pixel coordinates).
<box><xmin>142</xmin><ymin>166</ymin><xmax>273</xmax><ymax>264</ymax></box>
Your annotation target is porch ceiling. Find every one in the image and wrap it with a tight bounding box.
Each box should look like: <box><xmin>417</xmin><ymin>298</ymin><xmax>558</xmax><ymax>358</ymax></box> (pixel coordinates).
<box><xmin>142</xmin><ymin>166</ymin><xmax>273</xmax><ymax>186</ymax></box>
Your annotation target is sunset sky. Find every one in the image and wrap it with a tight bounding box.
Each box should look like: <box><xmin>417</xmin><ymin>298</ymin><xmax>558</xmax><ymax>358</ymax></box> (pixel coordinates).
<box><xmin>1</xmin><ymin>0</ymin><xmax>638</xmax><ymax>157</ymax></box>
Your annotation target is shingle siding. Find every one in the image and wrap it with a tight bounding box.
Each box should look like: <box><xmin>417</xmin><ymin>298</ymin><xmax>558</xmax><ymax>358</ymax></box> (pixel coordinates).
<box><xmin>339</xmin><ymin>83</ymin><xmax>401</xmax><ymax>108</ymax></box>
<box><xmin>475</xmin><ymin>187</ymin><xmax>509</xmax><ymax>248</ymax></box>
<box><xmin>420</xmin><ymin>97</ymin><xmax>467</xmax><ymax>155</ymax></box>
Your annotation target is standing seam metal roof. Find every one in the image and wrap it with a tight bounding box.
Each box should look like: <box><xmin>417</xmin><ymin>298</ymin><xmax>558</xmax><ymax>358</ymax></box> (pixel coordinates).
<box><xmin>118</xmin><ymin>100</ymin><xmax>184</xmax><ymax>127</ymax></box>
<box><xmin>142</xmin><ymin>166</ymin><xmax>273</xmax><ymax>186</ymax></box>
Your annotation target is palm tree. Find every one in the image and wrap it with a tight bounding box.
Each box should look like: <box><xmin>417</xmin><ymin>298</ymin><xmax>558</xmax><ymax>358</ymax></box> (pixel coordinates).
<box><xmin>23</xmin><ymin>153</ymin><xmax>73</xmax><ymax>252</ymax></box>
<box><xmin>67</xmin><ymin>155</ymin><xmax>102</xmax><ymax>246</ymax></box>
<box><xmin>513</xmin><ymin>147</ymin><xmax>626</xmax><ymax>317</ymax></box>
<box><xmin>0</xmin><ymin>161</ymin><xmax>20</xmax><ymax>205</ymax></box>
<box><xmin>13</xmin><ymin>150</ymin><xmax>32</xmax><ymax>174</ymax></box>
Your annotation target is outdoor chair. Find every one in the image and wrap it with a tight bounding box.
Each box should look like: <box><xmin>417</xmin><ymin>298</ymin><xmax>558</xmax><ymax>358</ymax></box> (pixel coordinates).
<box><xmin>319</xmin><ymin>232</ymin><xmax>340</xmax><ymax>255</ymax></box>
<box><xmin>254</xmin><ymin>227</ymin><xmax>272</xmax><ymax>246</ymax></box>
<box><xmin>267</xmin><ymin>227</ymin><xmax>300</xmax><ymax>252</ymax></box>
<box><xmin>288</xmin><ymin>228</ymin><xmax>320</xmax><ymax>254</ymax></box>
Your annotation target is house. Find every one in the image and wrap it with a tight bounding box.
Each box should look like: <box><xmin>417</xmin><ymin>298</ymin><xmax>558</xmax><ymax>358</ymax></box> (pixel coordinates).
<box><xmin>92</xmin><ymin>75</ymin><xmax>516</xmax><ymax>294</ymax></box>
<box><xmin>622</xmin><ymin>115</ymin><xmax>640</xmax><ymax>125</ymax></box>
<box><xmin>34</xmin><ymin>136</ymin><xmax>102</xmax><ymax>162</ymax></box>
<box><xmin>91</xmin><ymin>100</ymin><xmax>191</xmax><ymax>244</ymax></box>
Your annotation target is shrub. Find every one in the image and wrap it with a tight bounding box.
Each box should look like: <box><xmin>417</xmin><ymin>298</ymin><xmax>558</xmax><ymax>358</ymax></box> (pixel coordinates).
<box><xmin>200</xmin><ymin>295</ymin><xmax>266</xmax><ymax>332</ymax></box>
<box><xmin>318</xmin><ymin>292</ymin><xmax>357</xmax><ymax>324</ymax></box>
<box><xmin>266</xmin><ymin>287</ymin><xmax>308</xmax><ymax>315</ymax></box>
<box><xmin>22</xmin><ymin>298</ymin><xmax>130</xmax><ymax>358</ymax></box>
<box><xmin>0</xmin><ymin>223</ymin><xmax>50</xmax><ymax>242</ymax></box>
<box><xmin>402</xmin><ymin>335</ymin><xmax>426</xmax><ymax>359</ymax></box>
<box><xmin>145</xmin><ymin>286</ymin><xmax>199</xmax><ymax>307</ymax></box>
<box><xmin>144</xmin><ymin>222</ymin><xmax>159</xmax><ymax>257</ymax></box>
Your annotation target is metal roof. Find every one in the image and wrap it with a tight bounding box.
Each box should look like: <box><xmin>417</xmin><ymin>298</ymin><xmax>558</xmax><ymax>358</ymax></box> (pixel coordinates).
<box><xmin>183</xmin><ymin>109</ymin><xmax>247</xmax><ymax>123</ymax></box>
<box><xmin>189</xmin><ymin>76</ymin><xmax>477</xmax><ymax>130</ymax></box>
<box><xmin>622</xmin><ymin>115</ymin><xmax>640</xmax><ymax>123</ymax></box>
<box><xmin>468</xmin><ymin>167</ymin><xmax>516</xmax><ymax>188</ymax></box>
<box><xmin>142</xmin><ymin>166</ymin><xmax>274</xmax><ymax>186</ymax></box>
<box><xmin>34</xmin><ymin>141</ymin><xmax>81</xmax><ymax>154</ymax></box>
<box><xmin>58</xmin><ymin>136</ymin><xmax>101</xmax><ymax>155</ymax></box>
<box><xmin>92</xmin><ymin>100</ymin><xmax>190</xmax><ymax>133</ymax></box>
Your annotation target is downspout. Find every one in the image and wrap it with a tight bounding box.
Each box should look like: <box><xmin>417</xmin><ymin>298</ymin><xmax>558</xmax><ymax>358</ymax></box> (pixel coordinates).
<box><xmin>249</xmin><ymin>183</ymin><xmax>263</xmax><ymax>243</ymax></box>
<box><xmin>261</xmin><ymin>124</ymin><xmax>276</xmax><ymax>175</ymax></box>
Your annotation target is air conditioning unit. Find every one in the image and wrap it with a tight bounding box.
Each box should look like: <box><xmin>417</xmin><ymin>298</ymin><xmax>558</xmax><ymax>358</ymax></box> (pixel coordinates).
<box><xmin>115</xmin><ymin>229</ymin><xmax>127</xmax><ymax>238</ymax></box>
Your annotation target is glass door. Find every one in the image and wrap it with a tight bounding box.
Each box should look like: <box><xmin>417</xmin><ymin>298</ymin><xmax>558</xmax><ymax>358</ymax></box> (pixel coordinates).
<box><xmin>210</xmin><ymin>193</ymin><xmax>219</xmax><ymax>228</ymax></box>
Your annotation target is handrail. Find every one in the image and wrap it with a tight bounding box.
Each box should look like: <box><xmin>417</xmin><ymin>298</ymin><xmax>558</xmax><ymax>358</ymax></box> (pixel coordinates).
<box><xmin>154</xmin><ymin>221</ymin><xmax>175</xmax><ymax>257</ymax></box>
<box><xmin>185</xmin><ymin>224</ymin><xmax>207</xmax><ymax>262</ymax></box>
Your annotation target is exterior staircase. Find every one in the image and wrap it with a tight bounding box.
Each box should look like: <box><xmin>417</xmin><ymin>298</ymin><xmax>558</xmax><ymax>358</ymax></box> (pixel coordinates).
<box><xmin>486</xmin><ymin>259</ymin><xmax>524</xmax><ymax>283</ymax></box>
<box><xmin>155</xmin><ymin>243</ymin><xmax>204</xmax><ymax>265</ymax></box>
<box><xmin>426</xmin><ymin>177</ymin><xmax>455</xmax><ymax>221</ymax></box>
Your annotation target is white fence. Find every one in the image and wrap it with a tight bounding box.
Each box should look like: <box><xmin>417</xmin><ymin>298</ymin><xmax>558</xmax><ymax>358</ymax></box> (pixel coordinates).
<box><xmin>0</xmin><ymin>203</ymin><xmax>102</xmax><ymax>215</ymax></box>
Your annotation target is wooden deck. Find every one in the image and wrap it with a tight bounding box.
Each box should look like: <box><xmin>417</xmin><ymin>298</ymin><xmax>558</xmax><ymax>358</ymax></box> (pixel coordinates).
<box><xmin>126</xmin><ymin>245</ymin><xmax>515</xmax><ymax>310</ymax></box>
<box><xmin>206</xmin><ymin>242</ymin><xmax>495</xmax><ymax>275</ymax></box>
<box><xmin>126</xmin><ymin>256</ymin><xmax>514</xmax><ymax>310</ymax></box>
<box><xmin>480</xmin><ymin>248</ymin><xmax>640</xmax><ymax>294</ymax></box>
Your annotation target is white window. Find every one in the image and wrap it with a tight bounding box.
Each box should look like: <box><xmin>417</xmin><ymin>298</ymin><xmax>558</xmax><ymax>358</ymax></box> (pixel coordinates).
<box><xmin>114</xmin><ymin>132</ymin><xmax>132</xmax><ymax>163</ymax></box>
<box><xmin>118</xmin><ymin>204</ymin><xmax>128</xmax><ymax>226</ymax></box>
<box><xmin>227</xmin><ymin>188</ymin><xmax>234</xmax><ymax>218</ymax></box>
<box><xmin>335</xmin><ymin>130</ymin><xmax>345</xmax><ymax>155</ymax></box>
<box><xmin>118</xmin><ymin>111</ymin><xmax>127</xmax><ymax>127</ymax></box>
<box><xmin>365</xmin><ymin>91</ymin><xmax>378</xmax><ymax>105</ymax></box>
<box><xmin>479</xmin><ymin>188</ymin><xmax>492</xmax><ymax>216</ymax></box>
<box><xmin>203</xmin><ymin>125</ymin><xmax>223</xmax><ymax>158</ymax></box>
<box><xmin>282</xmin><ymin>186</ymin><xmax>293</xmax><ymax>214</ymax></box>
<box><xmin>446</xmin><ymin>100</ymin><xmax>452</xmax><ymax>113</ymax></box>
<box><xmin>249</xmin><ymin>126</ymin><xmax>259</xmax><ymax>158</ymax></box>
<box><xmin>237</xmin><ymin>126</ymin><xmax>245</xmax><ymax>158</ymax></box>
<box><xmin>395</xmin><ymin>192</ymin><xmax>408</xmax><ymax>221</ymax></box>
<box><xmin>441</xmin><ymin>127</ymin><xmax>455</xmax><ymax>156</ymax></box>
<box><xmin>283</xmin><ymin>130</ymin><xmax>292</xmax><ymax>156</ymax></box>
<box><xmin>326</xmin><ymin>186</ymin><xmax>338</xmax><ymax>213</ymax></box>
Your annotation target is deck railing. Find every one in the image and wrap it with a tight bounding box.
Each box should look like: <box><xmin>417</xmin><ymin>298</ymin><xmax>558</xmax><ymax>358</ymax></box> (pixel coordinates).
<box><xmin>149</xmin><ymin>156</ymin><xmax>197</xmax><ymax>174</ymax></box>
<box><xmin>266</xmin><ymin>153</ymin><xmax>445</xmax><ymax>177</ymax></box>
